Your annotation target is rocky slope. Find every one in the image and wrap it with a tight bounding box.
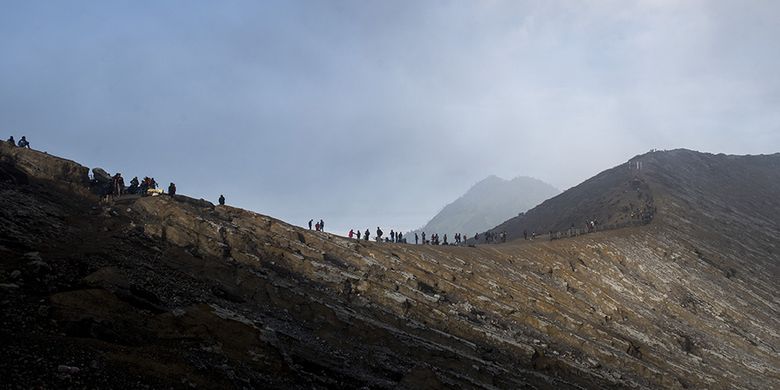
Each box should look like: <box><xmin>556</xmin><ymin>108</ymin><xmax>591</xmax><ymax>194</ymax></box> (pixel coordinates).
<box><xmin>1</xmin><ymin>143</ymin><xmax>778</xmax><ymax>389</ymax></box>
<box><xmin>415</xmin><ymin>175</ymin><xmax>558</xmax><ymax>236</ymax></box>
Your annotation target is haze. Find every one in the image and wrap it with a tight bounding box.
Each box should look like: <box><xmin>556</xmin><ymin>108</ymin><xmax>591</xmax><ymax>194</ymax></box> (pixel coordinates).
<box><xmin>1</xmin><ymin>1</ymin><xmax>778</xmax><ymax>234</ymax></box>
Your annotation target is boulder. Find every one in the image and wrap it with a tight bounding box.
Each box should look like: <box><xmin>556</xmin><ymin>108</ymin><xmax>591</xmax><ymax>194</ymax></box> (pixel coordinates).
<box><xmin>92</xmin><ymin>168</ymin><xmax>112</xmax><ymax>184</ymax></box>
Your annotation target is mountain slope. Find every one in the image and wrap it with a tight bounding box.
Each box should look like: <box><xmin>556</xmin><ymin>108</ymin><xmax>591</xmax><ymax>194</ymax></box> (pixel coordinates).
<box><xmin>417</xmin><ymin>175</ymin><xmax>558</xmax><ymax>236</ymax></box>
<box><xmin>1</xmin><ymin>144</ymin><xmax>778</xmax><ymax>389</ymax></box>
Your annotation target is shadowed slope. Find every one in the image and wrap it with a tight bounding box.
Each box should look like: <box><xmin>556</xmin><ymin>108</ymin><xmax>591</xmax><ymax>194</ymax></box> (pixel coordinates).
<box><xmin>1</xmin><ymin>144</ymin><xmax>778</xmax><ymax>389</ymax></box>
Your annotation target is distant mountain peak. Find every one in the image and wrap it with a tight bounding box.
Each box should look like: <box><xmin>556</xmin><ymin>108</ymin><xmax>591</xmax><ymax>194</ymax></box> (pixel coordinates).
<box><xmin>415</xmin><ymin>175</ymin><xmax>559</xmax><ymax>235</ymax></box>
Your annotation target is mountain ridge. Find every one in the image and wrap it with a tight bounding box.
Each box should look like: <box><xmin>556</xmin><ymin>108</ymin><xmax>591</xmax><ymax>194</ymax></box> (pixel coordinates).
<box><xmin>1</xmin><ymin>143</ymin><xmax>778</xmax><ymax>389</ymax></box>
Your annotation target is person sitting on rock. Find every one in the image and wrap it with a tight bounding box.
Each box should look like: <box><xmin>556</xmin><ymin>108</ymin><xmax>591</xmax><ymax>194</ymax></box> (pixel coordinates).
<box><xmin>128</xmin><ymin>177</ymin><xmax>139</xmax><ymax>194</ymax></box>
<box><xmin>6</xmin><ymin>136</ymin><xmax>15</xmax><ymax>146</ymax></box>
<box><xmin>17</xmin><ymin>136</ymin><xmax>30</xmax><ymax>148</ymax></box>
<box><xmin>139</xmin><ymin>177</ymin><xmax>149</xmax><ymax>195</ymax></box>
<box><xmin>218</xmin><ymin>194</ymin><xmax>225</xmax><ymax>205</ymax></box>
<box><xmin>168</xmin><ymin>182</ymin><xmax>176</xmax><ymax>197</ymax></box>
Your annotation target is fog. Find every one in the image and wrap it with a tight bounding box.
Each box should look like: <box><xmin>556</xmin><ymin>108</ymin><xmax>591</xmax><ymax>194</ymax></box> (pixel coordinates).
<box><xmin>2</xmin><ymin>1</ymin><xmax>778</xmax><ymax>234</ymax></box>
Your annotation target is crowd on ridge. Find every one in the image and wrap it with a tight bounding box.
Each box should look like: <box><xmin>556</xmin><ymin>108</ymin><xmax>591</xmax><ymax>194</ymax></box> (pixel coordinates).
<box><xmin>6</xmin><ymin>135</ymin><xmax>230</xmax><ymax>206</ymax></box>
<box><xmin>6</xmin><ymin>135</ymin><xmax>651</xmax><ymax>246</ymax></box>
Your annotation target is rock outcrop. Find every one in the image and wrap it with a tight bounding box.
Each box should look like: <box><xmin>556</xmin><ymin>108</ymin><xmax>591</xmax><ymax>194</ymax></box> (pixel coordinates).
<box><xmin>0</xmin><ymin>142</ymin><xmax>89</xmax><ymax>187</ymax></box>
<box><xmin>1</xmin><ymin>146</ymin><xmax>778</xmax><ymax>389</ymax></box>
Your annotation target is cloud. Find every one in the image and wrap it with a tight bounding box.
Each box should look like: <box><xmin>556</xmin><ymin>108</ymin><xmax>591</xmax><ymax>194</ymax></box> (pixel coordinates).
<box><xmin>1</xmin><ymin>1</ymin><xmax>778</xmax><ymax>233</ymax></box>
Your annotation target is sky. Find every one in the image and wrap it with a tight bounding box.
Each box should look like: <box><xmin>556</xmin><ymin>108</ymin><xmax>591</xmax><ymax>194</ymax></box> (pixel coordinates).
<box><xmin>1</xmin><ymin>1</ymin><xmax>779</xmax><ymax>235</ymax></box>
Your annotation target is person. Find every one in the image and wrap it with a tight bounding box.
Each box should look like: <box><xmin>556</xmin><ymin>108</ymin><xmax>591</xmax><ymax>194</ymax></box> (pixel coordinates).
<box><xmin>414</xmin><ymin>232</ymin><xmax>419</xmax><ymax>244</ymax></box>
<box><xmin>128</xmin><ymin>177</ymin><xmax>139</xmax><ymax>194</ymax></box>
<box><xmin>139</xmin><ymin>177</ymin><xmax>149</xmax><ymax>195</ymax></box>
<box><xmin>112</xmin><ymin>173</ymin><xmax>124</xmax><ymax>197</ymax></box>
<box><xmin>168</xmin><ymin>182</ymin><xmax>176</xmax><ymax>197</ymax></box>
<box><xmin>308</xmin><ymin>219</ymin><xmax>313</xmax><ymax>230</ymax></box>
<box><xmin>390</xmin><ymin>230</ymin><xmax>395</xmax><ymax>242</ymax></box>
<box><xmin>376</xmin><ymin>227</ymin><xmax>383</xmax><ymax>241</ymax></box>
<box><xmin>315</xmin><ymin>222</ymin><xmax>320</xmax><ymax>231</ymax></box>
<box><xmin>218</xmin><ymin>194</ymin><xmax>225</xmax><ymax>205</ymax></box>
<box><xmin>356</xmin><ymin>230</ymin><xmax>361</xmax><ymax>240</ymax></box>
<box><xmin>443</xmin><ymin>234</ymin><xmax>448</xmax><ymax>245</ymax></box>
<box><xmin>150</xmin><ymin>177</ymin><xmax>158</xmax><ymax>189</ymax></box>
<box><xmin>397</xmin><ymin>232</ymin><xmax>403</xmax><ymax>243</ymax></box>
<box><xmin>523</xmin><ymin>230</ymin><xmax>528</xmax><ymax>240</ymax></box>
<box><xmin>421</xmin><ymin>232</ymin><xmax>426</xmax><ymax>244</ymax></box>
<box><xmin>17</xmin><ymin>136</ymin><xmax>30</xmax><ymax>148</ymax></box>
<box><xmin>348</xmin><ymin>229</ymin><xmax>354</xmax><ymax>238</ymax></box>
<box><xmin>364</xmin><ymin>229</ymin><xmax>370</xmax><ymax>241</ymax></box>
<box><xmin>6</xmin><ymin>136</ymin><xmax>15</xmax><ymax>146</ymax></box>
<box><xmin>320</xmin><ymin>219</ymin><xmax>325</xmax><ymax>232</ymax></box>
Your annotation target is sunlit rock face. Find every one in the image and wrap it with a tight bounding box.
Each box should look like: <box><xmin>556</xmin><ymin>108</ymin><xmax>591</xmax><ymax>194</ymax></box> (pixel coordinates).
<box><xmin>1</xmin><ymin>145</ymin><xmax>778</xmax><ymax>389</ymax></box>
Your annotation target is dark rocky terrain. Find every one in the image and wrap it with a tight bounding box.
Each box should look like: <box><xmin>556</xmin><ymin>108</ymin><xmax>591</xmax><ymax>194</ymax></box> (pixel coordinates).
<box><xmin>414</xmin><ymin>175</ymin><xmax>559</xmax><ymax>237</ymax></box>
<box><xmin>1</xmin><ymin>143</ymin><xmax>778</xmax><ymax>389</ymax></box>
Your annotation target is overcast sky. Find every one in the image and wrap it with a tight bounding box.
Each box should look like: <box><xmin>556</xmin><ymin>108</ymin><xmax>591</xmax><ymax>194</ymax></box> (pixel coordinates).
<box><xmin>2</xmin><ymin>1</ymin><xmax>779</xmax><ymax>234</ymax></box>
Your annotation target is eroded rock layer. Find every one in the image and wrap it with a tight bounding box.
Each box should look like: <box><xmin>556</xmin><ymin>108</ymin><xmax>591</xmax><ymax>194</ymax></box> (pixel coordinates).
<box><xmin>1</xmin><ymin>143</ymin><xmax>778</xmax><ymax>389</ymax></box>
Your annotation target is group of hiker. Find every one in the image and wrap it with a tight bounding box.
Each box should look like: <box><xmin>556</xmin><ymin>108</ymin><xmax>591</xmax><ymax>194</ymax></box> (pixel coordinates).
<box><xmin>340</xmin><ymin>228</ymin><xmax>482</xmax><ymax>247</ymax></box>
<box><xmin>480</xmin><ymin>231</ymin><xmax>507</xmax><ymax>243</ymax></box>
<box><xmin>308</xmin><ymin>219</ymin><xmax>326</xmax><ymax>232</ymax></box>
<box><xmin>346</xmin><ymin>227</ymin><xmax>409</xmax><ymax>243</ymax></box>
<box><xmin>5</xmin><ymin>135</ymin><xmax>236</xmax><ymax>208</ymax></box>
<box><xmin>96</xmin><ymin>172</ymin><xmax>174</xmax><ymax>199</ymax></box>
<box><xmin>5</xmin><ymin>135</ymin><xmax>31</xmax><ymax>149</ymax></box>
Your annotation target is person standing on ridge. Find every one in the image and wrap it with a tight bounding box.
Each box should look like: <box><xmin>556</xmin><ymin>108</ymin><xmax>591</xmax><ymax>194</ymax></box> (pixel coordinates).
<box><xmin>348</xmin><ymin>229</ymin><xmax>354</xmax><ymax>238</ymax></box>
<box><xmin>218</xmin><ymin>194</ymin><xmax>225</xmax><ymax>205</ymax></box>
<box><xmin>308</xmin><ymin>219</ymin><xmax>313</xmax><ymax>230</ymax></box>
<box><xmin>397</xmin><ymin>232</ymin><xmax>403</xmax><ymax>243</ymax></box>
<box><xmin>17</xmin><ymin>136</ymin><xmax>30</xmax><ymax>148</ymax></box>
<box><xmin>315</xmin><ymin>221</ymin><xmax>320</xmax><ymax>231</ymax></box>
<box><xmin>415</xmin><ymin>232</ymin><xmax>419</xmax><ymax>244</ymax></box>
<box><xmin>390</xmin><ymin>230</ymin><xmax>395</xmax><ymax>242</ymax></box>
<box><xmin>112</xmin><ymin>173</ymin><xmax>124</xmax><ymax>197</ymax></box>
<box><xmin>376</xmin><ymin>227</ymin><xmax>383</xmax><ymax>241</ymax></box>
<box><xmin>356</xmin><ymin>230</ymin><xmax>361</xmax><ymax>240</ymax></box>
<box><xmin>364</xmin><ymin>229</ymin><xmax>370</xmax><ymax>241</ymax></box>
<box><xmin>168</xmin><ymin>182</ymin><xmax>176</xmax><ymax>197</ymax></box>
<box><xmin>320</xmin><ymin>219</ymin><xmax>325</xmax><ymax>232</ymax></box>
